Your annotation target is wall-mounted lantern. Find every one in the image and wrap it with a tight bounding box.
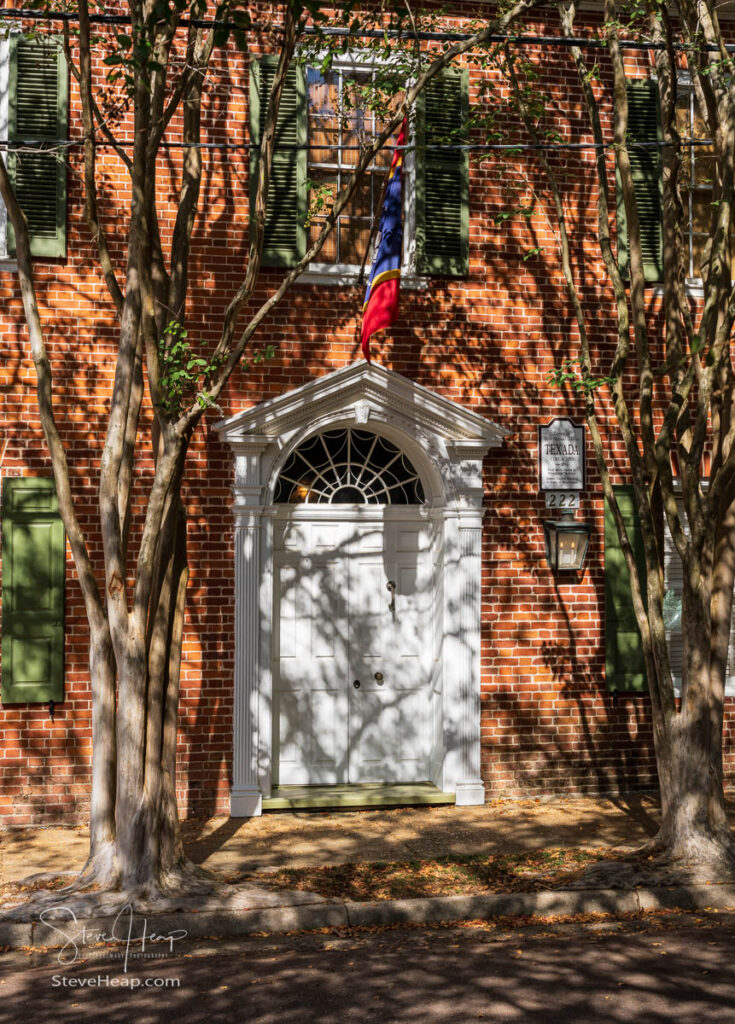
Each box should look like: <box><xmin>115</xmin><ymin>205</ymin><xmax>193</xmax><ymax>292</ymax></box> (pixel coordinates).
<box><xmin>539</xmin><ymin>417</ymin><xmax>590</xmax><ymax>573</ymax></box>
<box><xmin>542</xmin><ymin>511</ymin><xmax>592</xmax><ymax>571</ymax></box>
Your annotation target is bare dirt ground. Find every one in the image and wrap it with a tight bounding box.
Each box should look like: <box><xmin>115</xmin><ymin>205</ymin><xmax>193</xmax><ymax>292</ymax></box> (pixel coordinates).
<box><xmin>0</xmin><ymin>794</ymin><xmax>663</xmax><ymax>888</ymax></box>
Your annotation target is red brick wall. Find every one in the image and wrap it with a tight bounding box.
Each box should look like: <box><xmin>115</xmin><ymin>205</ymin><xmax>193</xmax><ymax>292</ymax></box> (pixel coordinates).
<box><xmin>1</xmin><ymin>3</ymin><xmax>727</xmax><ymax>824</ymax></box>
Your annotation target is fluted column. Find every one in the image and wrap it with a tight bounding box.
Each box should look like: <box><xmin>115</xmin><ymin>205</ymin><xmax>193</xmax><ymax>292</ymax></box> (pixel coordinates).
<box><xmin>230</xmin><ymin>439</ymin><xmax>269</xmax><ymax>817</ymax></box>
<box><xmin>231</xmin><ymin>510</ymin><xmax>263</xmax><ymax>816</ymax></box>
<box><xmin>442</xmin><ymin>484</ymin><xmax>486</xmax><ymax>805</ymax></box>
<box><xmin>454</xmin><ymin>512</ymin><xmax>485</xmax><ymax>803</ymax></box>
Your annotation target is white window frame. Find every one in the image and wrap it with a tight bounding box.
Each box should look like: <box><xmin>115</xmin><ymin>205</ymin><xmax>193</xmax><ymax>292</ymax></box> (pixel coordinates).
<box><xmin>675</xmin><ymin>72</ymin><xmax>734</xmax><ymax>297</ymax></box>
<box><xmin>647</xmin><ymin>72</ymin><xmax>726</xmax><ymax>299</ymax></box>
<box><xmin>298</xmin><ymin>51</ymin><xmax>425</xmax><ymax>288</ymax></box>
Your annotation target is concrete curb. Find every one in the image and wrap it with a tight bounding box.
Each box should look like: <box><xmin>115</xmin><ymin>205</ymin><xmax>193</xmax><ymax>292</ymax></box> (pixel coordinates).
<box><xmin>2</xmin><ymin>885</ymin><xmax>735</xmax><ymax>951</ymax></box>
<box><xmin>343</xmin><ymin>888</ymin><xmax>641</xmax><ymax>927</ymax></box>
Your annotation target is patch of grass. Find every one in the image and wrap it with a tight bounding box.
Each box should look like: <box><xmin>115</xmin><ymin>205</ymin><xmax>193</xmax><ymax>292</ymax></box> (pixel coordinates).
<box><xmin>238</xmin><ymin>848</ymin><xmax>620</xmax><ymax>902</ymax></box>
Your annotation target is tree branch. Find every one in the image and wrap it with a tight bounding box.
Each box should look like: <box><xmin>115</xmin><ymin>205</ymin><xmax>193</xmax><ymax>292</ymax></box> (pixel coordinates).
<box><xmin>180</xmin><ymin>0</ymin><xmax>545</xmax><ymax>433</ymax></box>
<box><xmin>0</xmin><ymin>157</ymin><xmax>106</xmax><ymax>636</ymax></box>
<box><xmin>168</xmin><ymin>26</ymin><xmax>215</xmax><ymax>319</ymax></box>
<box><xmin>77</xmin><ymin>0</ymin><xmax>125</xmax><ymax>315</ymax></box>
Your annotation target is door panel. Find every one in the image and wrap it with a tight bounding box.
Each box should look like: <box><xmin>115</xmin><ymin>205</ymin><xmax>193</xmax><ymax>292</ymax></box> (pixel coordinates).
<box><xmin>350</xmin><ymin>552</ymin><xmax>385</xmax><ymax>661</ymax></box>
<box><xmin>274</xmin><ymin>523</ymin><xmax>349</xmax><ymax>784</ymax></box>
<box><xmin>348</xmin><ymin>521</ymin><xmax>433</xmax><ymax>783</ymax></box>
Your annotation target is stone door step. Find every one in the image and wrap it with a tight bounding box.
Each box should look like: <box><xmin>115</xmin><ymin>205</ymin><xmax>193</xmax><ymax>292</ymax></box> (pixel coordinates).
<box><xmin>262</xmin><ymin>782</ymin><xmax>455</xmax><ymax>812</ymax></box>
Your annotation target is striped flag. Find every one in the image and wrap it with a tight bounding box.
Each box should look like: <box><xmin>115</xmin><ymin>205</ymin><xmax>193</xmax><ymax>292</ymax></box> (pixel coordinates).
<box><xmin>361</xmin><ymin>120</ymin><xmax>407</xmax><ymax>362</ymax></box>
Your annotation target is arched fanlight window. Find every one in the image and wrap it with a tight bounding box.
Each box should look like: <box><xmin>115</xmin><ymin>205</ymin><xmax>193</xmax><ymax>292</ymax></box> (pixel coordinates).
<box><xmin>274</xmin><ymin>428</ymin><xmax>425</xmax><ymax>505</ymax></box>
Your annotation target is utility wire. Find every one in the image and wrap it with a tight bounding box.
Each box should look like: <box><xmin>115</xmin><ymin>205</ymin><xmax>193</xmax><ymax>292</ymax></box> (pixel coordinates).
<box><xmin>0</xmin><ymin>7</ymin><xmax>733</xmax><ymax>52</ymax></box>
<box><xmin>0</xmin><ymin>138</ymin><xmax>718</xmax><ymax>153</ymax></box>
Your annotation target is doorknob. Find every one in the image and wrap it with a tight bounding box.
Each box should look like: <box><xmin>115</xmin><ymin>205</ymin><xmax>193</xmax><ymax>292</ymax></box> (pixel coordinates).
<box><xmin>374</xmin><ymin>672</ymin><xmax>384</xmax><ymax>685</ymax></box>
<box><xmin>353</xmin><ymin>679</ymin><xmax>361</xmax><ymax>689</ymax></box>
<box><xmin>386</xmin><ymin>580</ymin><xmax>396</xmax><ymax>612</ymax></box>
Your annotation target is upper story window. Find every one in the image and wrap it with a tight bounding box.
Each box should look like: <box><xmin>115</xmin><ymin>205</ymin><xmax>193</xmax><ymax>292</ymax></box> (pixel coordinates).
<box><xmin>306</xmin><ymin>64</ymin><xmax>398</xmax><ymax>272</ymax></box>
<box><xmin>0</xmin><ymin>33</ymin><xmax>68</xmax><ymax>263</ymax></box>
<box><xmin>249</xmin><ymin>55</ymin><xmax>469</xmax><ymax>279</ymax></box>
<box><xmin>676</xmin><ymin>85</ymin><xmax>734</xmax><ymax>281</ymax></box>
<box><xmin>618</xmin><ymin>77</ymin><xmax>733</xmax><ymax>285</ymax></box>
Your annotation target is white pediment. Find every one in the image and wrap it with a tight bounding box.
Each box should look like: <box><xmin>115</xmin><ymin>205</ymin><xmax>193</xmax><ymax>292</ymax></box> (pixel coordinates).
<box><xmin>214</xmin><ymin>361</ymin><xmax>508</xmax><ymax>451</ymax></box>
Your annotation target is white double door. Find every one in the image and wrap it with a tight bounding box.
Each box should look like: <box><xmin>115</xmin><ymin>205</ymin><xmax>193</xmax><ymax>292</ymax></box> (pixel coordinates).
<box><xmin>274</xmin><ymin>514</ymin><xmax>436</xmax><ymax>785</ymax></box>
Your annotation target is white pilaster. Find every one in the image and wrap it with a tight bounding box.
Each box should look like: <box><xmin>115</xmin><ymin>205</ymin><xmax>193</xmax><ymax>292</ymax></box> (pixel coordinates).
<box><xmin>230</xmin><ymin>439</ymin><xmax>268</xmax><ymax>817</ymax></box>
<box><xmin>453</xmin><ymin>511</ymin><xmax>485</xmax><ymax>805</ymax></box>
<box><xmin>442</xmin><ymin>507</ymin><xmax>486</xmax><ymax>805</ymax></box>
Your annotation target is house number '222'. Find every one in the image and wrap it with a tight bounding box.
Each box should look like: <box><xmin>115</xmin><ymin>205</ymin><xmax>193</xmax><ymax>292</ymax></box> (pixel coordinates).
<box><xmin>545</xmin><ymin>491</ymin><xmax>581</xmax><ymax>510</ymax></box>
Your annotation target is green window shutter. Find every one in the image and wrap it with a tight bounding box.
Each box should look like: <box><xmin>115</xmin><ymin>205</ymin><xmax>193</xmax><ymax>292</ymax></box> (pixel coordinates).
<box><xmin>415</xmin><ymin>68</ymin><xmax>469</xmax><ymax>277</ymax></box>
<box><xmin>605</xmin><ymin>485</ymin><xmax>647</xmax><ymax>692</ymax></box>
<box><xmin>7</xmin><ymin>37</ymin><xmax>68</xmax><ymax>260</ymax></box>
<box><xmin>249</xmin><ymin>57</ymin><xmax>306</xmax><ymax>268</ymax></box>
<box><xmin>616</xmin><ymin>80</ymin><xmax>662</xmax><ymax>283</ymax></box>
<box><xmin>2</xmin><ymin>477</ymin><xmax>65</xmax><ymax>704</ymax></box>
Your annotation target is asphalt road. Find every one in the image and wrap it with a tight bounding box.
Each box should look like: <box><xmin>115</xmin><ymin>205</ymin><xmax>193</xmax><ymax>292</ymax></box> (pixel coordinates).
<box><xmin>2</xmin><ymin>912</ymin><xmax>735</xmax><ymax>1023</ymax></box>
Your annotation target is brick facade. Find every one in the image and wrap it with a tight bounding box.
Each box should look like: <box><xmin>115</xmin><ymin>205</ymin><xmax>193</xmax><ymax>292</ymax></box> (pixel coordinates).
<box><xmin>1</xmin><ymin>3</ymin><xmax>726</xmax><ymax>824</ymax></box>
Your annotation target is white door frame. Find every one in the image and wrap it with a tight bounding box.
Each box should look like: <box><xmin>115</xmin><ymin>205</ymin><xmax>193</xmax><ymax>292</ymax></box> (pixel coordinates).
<box><xmin>214</xmin><ymin>362</ymin><xmax>507</xmax><ymax>816</ymax></box>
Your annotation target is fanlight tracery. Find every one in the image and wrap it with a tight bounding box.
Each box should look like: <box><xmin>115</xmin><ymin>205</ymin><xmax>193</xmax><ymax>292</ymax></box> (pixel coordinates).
<box><xmin>274</xmin><ymin>428</ymin><xmax>425</xmax><ymax>505</ymax></box>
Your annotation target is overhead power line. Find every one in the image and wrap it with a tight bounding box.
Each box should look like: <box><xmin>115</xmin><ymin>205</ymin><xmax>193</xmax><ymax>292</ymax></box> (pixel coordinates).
<box><xmin>0</xmin><ymin>138</ymin><xmax>717</xmax><ymax>153</ymax></box>
<box><xmin>0</xmin><ymin>6</ymin><xmax>733</xmax><ymax>52</ymax></box>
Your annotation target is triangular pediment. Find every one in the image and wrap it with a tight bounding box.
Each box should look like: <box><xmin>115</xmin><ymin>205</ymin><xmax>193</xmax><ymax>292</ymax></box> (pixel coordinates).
<box><xmin>214</xmin><ymin>361</ymin><xmax>507</xmax><ymax>450</ymax></box>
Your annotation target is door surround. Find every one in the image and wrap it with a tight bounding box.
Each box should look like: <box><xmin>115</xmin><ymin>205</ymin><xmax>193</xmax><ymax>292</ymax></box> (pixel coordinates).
<box><xmin>214</xmin><ymin>361</ymin><xmax>507</xmax><ymax>816</ymax></box>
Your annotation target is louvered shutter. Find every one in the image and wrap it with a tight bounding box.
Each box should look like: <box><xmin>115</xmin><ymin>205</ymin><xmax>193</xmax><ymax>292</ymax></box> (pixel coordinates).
<box><xmin>415</xmin><ymin>69</ymin><xmax>469</xmax><ymax>276</ymax></box>
<box><xmin>249</xmin><ymin>57</ymin><xmax>306</xmax><ymax>268</ymax></box>
<box><xmin>616</xmin><ymin>80</ymin><xmax>663</xmax><ymax>283</ymax></box>
<box><xmin>605</xmin><ymin>486</ymin><xmax>648</xmax><ymax>691</ymax></box>
<box><xmin>2</xmin><ymin>477</ymin><xmax>65</xmax><ymax>704</ymax></box>
<box><xmin>8</xmin><ymin>37</ymin><xmax>68</xmax><ymax>259</ymax></box>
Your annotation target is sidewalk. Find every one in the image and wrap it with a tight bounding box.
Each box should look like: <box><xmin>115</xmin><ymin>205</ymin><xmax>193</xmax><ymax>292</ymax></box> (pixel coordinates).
<box><xmin>3</xmin><ymin>794</ymin><xmax>735</xmax><ymax>950</ymax></box>
<box><xmin>0</xmin><ymin>793</ymin><xmax>663</xmax><ymax>885</ymax></box>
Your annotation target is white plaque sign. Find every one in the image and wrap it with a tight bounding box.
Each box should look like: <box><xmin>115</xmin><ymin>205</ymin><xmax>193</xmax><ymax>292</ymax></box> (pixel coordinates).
<box><xmin>539</xmin><ymin>418</ymin><xmax>585</xmax><ymax>492</ymax></box>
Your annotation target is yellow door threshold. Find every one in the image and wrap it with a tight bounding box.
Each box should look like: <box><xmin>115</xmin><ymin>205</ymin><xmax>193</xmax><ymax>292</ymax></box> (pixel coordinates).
<box><xmin>262</xmin><ymin>782</ymin><xmax>455</xmax><ymax>812</ymax></box>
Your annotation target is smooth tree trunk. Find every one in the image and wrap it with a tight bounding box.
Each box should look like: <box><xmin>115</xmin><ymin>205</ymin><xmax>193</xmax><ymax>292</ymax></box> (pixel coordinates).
<box><xmin>80</xmin><ymin>457</ymin><xmax>197</xmax><ymax>895</ymax></box>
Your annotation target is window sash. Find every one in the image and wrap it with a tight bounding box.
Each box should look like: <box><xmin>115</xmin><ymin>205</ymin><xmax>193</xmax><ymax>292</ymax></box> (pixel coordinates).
<box><xmin>306</xmin><ymin>61</ymin><xmax>409</xmax><ymax>272</ymax></box>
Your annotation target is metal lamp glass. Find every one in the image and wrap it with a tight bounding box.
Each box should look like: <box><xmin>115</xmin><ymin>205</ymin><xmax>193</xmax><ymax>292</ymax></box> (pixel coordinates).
<box><xmin>542</xmin><ymin>514</ymin><xmax>592</xmax><ymax>571</ymax></box>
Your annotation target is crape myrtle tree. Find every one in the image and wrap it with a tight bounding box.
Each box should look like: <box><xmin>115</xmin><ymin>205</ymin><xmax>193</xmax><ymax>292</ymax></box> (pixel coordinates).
<box><xmin>502</xmin><ymin>0</ymin><xmax>735</xmax><ymax>872</ymax></box>
<box><xmin>0</xmin><ymin>0</ymin><xmax>542</xmax><ymax>903</ymax></box>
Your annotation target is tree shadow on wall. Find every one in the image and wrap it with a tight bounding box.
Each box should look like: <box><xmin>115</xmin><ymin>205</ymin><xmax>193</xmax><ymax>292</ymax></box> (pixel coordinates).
<box><xmin>4</xmin><ymin>22</ymin><xmax>685</xmax><ymax>833</ymax></box>
<box><xmin>173</xmin><ymin>35</ymin><xmax>674</xmax><ymax>825</ymax></box>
